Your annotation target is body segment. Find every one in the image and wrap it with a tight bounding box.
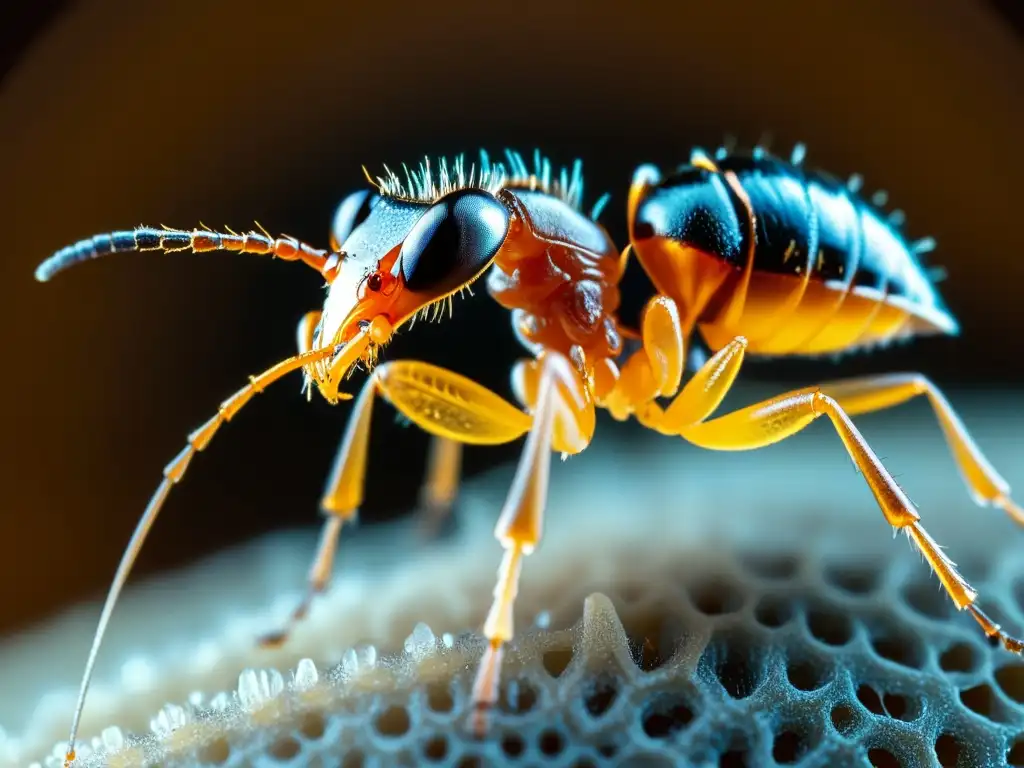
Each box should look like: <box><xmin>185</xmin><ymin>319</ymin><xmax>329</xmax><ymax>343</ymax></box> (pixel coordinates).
<box><xmin>629</xmin><ymin>148</ymin><xmax>958</xmax><ymax>357</ymax></box>
<box><xmin>30</xmin><ymin>145</ymin><xmax>1022</xmax><ymax>765</ymax></box>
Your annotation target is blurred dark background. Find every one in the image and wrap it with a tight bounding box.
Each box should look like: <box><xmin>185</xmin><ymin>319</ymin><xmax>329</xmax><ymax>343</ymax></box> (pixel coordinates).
<box><xmin>1</xmin><ymin>0</ymin><xmax>1021</xmax><ymax>639</ymax></box>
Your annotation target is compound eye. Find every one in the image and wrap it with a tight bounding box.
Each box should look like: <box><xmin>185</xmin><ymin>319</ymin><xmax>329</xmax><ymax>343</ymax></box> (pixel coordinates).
<box><xmin>330</xmin><ymin>189</ymin><xmax>379</xmax><ymax>250</ymax></box>
<box><xmin>397</xmin><ymin>189</ymin><xmax>509</xmax><ymax>295</ymax></box>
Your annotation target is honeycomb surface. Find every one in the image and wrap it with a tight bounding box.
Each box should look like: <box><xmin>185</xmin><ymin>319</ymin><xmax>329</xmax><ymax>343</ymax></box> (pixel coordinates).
<box><xmin>3</xmin><ymin>392</ymin><xmax>1022</xmax><ymax>768</ymax></box>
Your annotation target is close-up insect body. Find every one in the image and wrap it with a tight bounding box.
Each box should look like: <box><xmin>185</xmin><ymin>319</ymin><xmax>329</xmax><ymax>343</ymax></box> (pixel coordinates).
<box><xmin>34</xmin><ymin>145</ymin><xmax>1023</xmax><ymax>766</ymax></box>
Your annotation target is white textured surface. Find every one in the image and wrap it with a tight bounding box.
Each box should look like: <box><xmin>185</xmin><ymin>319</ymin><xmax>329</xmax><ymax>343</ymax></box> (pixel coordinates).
<box><xmin>1</xmin><ymin>388</ymin><xmax>1021</xmax><ymax>766</ymax></box>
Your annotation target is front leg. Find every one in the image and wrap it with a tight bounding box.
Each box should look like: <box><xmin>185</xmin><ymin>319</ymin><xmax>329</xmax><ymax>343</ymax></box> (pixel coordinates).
<box><xmin>258</xmin><ymin>356</ymin><xmax>535</xmax><ymax>648</ymax></box>
<box><xmin>678</xmin><ymin>387</ymin><xmax>1024</xmax><ymax>654</ymax></box>
<box><xmin>257</xmin><ymin>369</ymin><xmax>379</xmax><ymax>648</ymax></box>
<box><xmin>468</xmin><ymin>351</ymin><xmax>594</xmax><ymax>735</ymax></box>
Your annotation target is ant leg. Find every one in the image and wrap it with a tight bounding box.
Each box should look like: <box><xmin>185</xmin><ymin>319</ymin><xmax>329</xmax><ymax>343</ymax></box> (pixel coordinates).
<box><xmin>649</xmin><ymin>335</ymin><xmax>749</xmax><ymax>433</ymax></box>
<box><xmin>257</xmin><ymin>371</ymin><xmax>378</xmax><ymax>648</ymax></box>
<box><xmin>814</xmin><ymin>373</ymin><xmax>1022</xmax><ymax>524</ymax></box>
<box><xmin>417</xmin><ymin>436</ymin><xmax>463</xmax><ymax>540</ymax></box>
<box><xmin>468</xmin><ymin>352</ymin><xmax>590</xmax><ymax>735</ymax></box>
<box><xmin>370</xmin><ymin>355</ymin><xmax>592</xmax><ymax>735</ymax></box>
<box><xmin>678</xmin><ymin>388</ymin><xmax>1024</xmax><ymax>655</ymax></box>
<box><xmin>259</xmin><ymin>359</ymin><xmax>543</xmax><ymax>648</ymax></box>
<box><xmin>57</xmin><ymin>340</ymin><xmax>352</xmax><ymax>767</ymax></box>
<box><xmin>604</xmin><ymin>321</ymin><xmax>747</xmax><ymax>435</ymax></box>
<box><xmin>257</xmin><ymin>515</ymin><xmax>344</xmax><ymax>648</ymax></box>
<box><xmin>601</xmin><ymin>295</ymin><xmax>685</xmax><ymax>422</ymax></box>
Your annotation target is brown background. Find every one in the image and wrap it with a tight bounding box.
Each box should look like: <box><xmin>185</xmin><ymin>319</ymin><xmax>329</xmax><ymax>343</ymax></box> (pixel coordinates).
<box><xmin>0</xmin><ymin>0</ymin><xmax>1021</xmax><ymax>639</ymax></box>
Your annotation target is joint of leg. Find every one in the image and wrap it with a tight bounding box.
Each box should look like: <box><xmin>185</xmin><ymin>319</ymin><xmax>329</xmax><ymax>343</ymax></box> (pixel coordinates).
<box><xmin>320</xmin><ymin>501</ymin><xmax>357</xmax><ymax>521</ymax></box>
<box><xmin>220</xmin><ymin>389</ymin><xmax>255</xmax><ymax>421</ymax></box>
<box><xmin>913</xmin><ymin>373</ymin><xmax>930</xmax><ymax>389</ymax></box>
<box><xmin>970</xmin><ymin>605</ymin><xmax>1024</xmax><ymax>653</ymax></box>
<box><xmin>810</xmin><ymin>390</ymin><xmax>831</xmax><ymax>417</ymax></box>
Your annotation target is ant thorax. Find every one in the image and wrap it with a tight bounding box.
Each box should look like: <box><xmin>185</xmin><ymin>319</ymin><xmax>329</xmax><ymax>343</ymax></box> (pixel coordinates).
<box><xmin>486</xmin><ymin>187</ymin><xmax>623</xmax><ymax>369</ymax></box>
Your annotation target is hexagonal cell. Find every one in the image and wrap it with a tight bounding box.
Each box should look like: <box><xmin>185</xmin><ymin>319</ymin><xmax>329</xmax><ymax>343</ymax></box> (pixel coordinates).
<box><xmin>373</xmin><ymin>704</ymin><xmax>412</xmax><ymax>737</ymax></box>
<box><xmin>830</xmin><ymin>703</ymin><xmax>861</xmax><ymax>737</ymax></box>
<box><xmin>821</xmin><ymin>559</ymin><xmax>884</xmax><ymax>597</ymax></box>
<box><xmin>772</xmin><ymin>727</ymin><xmax>816</xmax><ymax>764</ymax></box>
<box><xmin>959</xmin><ymin>683</ymin><xmax>1015</xmax><ymax>724</ymax></box>
<box><xmin>640</xmin><ymin>693</ymin><xmax>696</xmax><ymax>740</ymax></box>
<box><xmin>902</xmin><ymin>579</ymin><xmax>956</xmax><ymax>622</ymax></box>
<box><xmin>703</xmin><ymin>637</ymin><xmax>767</xmax><ymax>701</ymax></box>
<box><xmin>689</xmin><ymin>578</ymin><xmax>747</xmax><ymax>616</ymax></box>
<box><xmin>805</xmin><ymin>603</ymin><xmax>855</xmax><ymax>647</ymax></box>
<box><xmin>870</xmin><ymin>629</ymin><xmax>926</xmax><ymax>669</ymax></box>
<box><xmin>786</xmin><ymin>656</ymin><xmax>831</xmax><ymax>692</ymax></box>
<box><xmin>753</xmin><ymin>595</ymin><xmax>795</xmax><ymax>629</ymax></box>
<box><xmin>867</xmin><ymin>747</ymin><xmax>903</xmax><ymax>767</ymax></box>
<box><xmin>933</xmin><ymin>732</ymin><xmax>963</xmax><ymax>768</ymax></box>
<box><xmin>939</xmin><ymin>642</ymin><xmax>980</xmax><ymax>674</ymax></box>
<box><xmin>738</xmin><ymin>551</ymin><xmax>801</xmax><ymax>582</ymax></box>
<box><xmin>581</xmin><ymin>674</ymin><xmax>623</xmax><ymax>719</ymax></box>
<box><xmin>995</xmin><ymin>663</ymin><xmax>1024</xmax><ymax>704</ymax></box>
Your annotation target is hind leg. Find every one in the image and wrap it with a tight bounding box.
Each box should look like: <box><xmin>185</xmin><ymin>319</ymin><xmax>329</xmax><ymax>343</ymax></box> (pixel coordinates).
<box><xmin>679</xmin><ymin>387</ymin><xmax>1024</xmax><ymax>654</ymax></box>
<box><xmin>814</xmin><ymin>373</ymin><xmax>1021</xmax><ymax>523</ymax></box>
<box><xmin>417</xmin><ymin>436</ymin><xmax>463</xmax><ymax>540</ymax></box>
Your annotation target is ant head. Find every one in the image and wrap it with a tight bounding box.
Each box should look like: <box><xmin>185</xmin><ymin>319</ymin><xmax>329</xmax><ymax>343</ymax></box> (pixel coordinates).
<box><xmin>310</xmin><ymin>186</ymin><xmax>510</xmax><ymax>393</ymax></box>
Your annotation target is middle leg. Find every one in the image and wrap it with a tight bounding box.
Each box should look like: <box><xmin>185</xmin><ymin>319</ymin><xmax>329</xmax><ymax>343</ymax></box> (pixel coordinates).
<box><xmin>469</xmin><ymin>351</ymin><xmax>593</xmax><ymax>735</ymax></box>
<box><xmin>258</xmin><ymin>353</ymin><xmax>533</xmax><ymax>648</ymax></box>
<box><xmin>417</xmin><ymin>436</ymin><xmax>464</xmax><ymax>540</ymax></box>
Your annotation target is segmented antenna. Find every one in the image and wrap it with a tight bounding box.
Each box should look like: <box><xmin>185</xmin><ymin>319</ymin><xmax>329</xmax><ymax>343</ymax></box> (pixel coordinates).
<box><xmin>34</xmin><ymin>225</ymin><xmax>330</xmax><ymax>282</ymax></box>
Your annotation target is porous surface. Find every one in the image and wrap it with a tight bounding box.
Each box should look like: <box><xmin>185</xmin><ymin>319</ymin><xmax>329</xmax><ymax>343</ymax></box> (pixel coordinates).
<box><xmin>4</xmin><ymin>391</ymin><xmax>1023</xmax><ymax>768</ymax></box>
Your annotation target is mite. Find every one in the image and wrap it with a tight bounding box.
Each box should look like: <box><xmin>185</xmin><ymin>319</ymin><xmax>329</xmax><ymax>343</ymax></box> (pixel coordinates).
<box><xmin>34</xmin><ymin>146</ymin><xmax>1022</xmax><ymax>764</ymax></box>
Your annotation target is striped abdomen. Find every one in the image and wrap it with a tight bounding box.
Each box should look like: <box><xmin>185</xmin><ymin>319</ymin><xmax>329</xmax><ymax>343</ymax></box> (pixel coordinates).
<box><xmin>629</xmin><ymin>150</ymin><xmax>957</xmax><ymax>357</ymax></box>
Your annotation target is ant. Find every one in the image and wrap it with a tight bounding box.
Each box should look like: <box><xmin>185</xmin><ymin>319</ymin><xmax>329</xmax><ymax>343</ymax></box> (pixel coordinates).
<box><xmin>34</xmin><ymin>146</ymin><xmax>1022</xmax><ymax>764</ymax></box>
